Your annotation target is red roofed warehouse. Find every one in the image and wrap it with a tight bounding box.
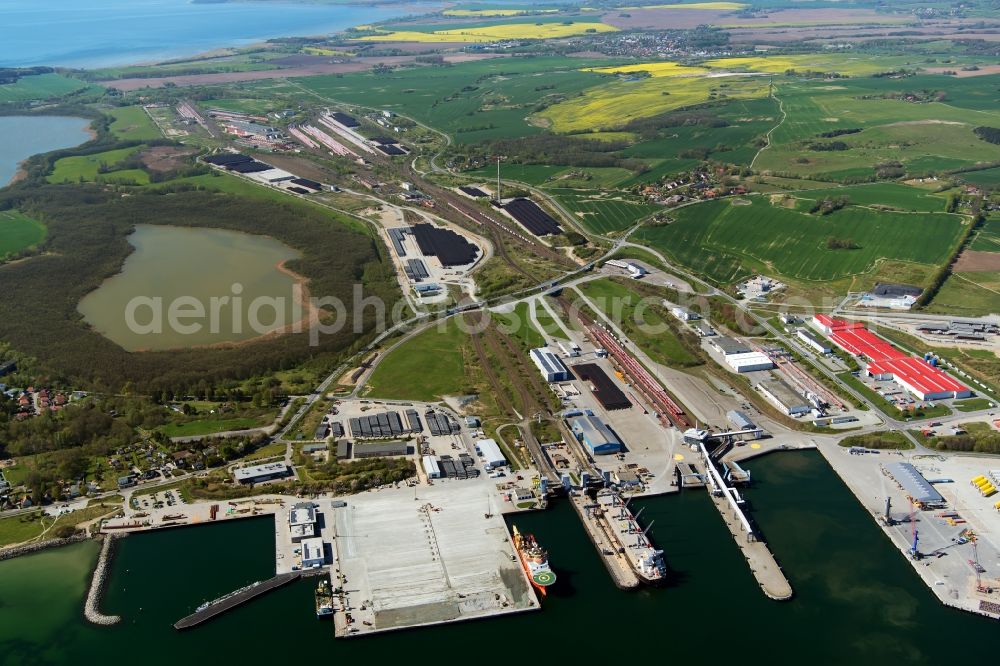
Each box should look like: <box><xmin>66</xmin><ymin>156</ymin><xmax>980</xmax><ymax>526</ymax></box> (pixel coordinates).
<box><xmin>811</xmin><ymin>316</ymin><xmax>971</xmax><ymax>401</ymax></box>
<box><xmin>866</xmin><ymin>357</ymin><xmax>971</xmax><ymax>401</ymax></box>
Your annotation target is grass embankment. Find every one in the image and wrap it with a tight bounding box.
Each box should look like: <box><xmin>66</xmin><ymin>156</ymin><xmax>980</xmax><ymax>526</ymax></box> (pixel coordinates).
<box><xmin>0</xmin><ymin>498</ymin><xmax>123</xmax><ymax>548</ymax></box>
<box><xmin>838</xmin><ymin>432</ymin><xmax>914</xmax><ymax>450</ymax></box>
<box><xmin>577</xmin><ymin>278</ymin><xmax>701</xmax><ymax>367</ymax></box>
<box><xmin>954</xmin><ymin>398</ymin><xmax>995</xmax><ymax>412</ymax></box>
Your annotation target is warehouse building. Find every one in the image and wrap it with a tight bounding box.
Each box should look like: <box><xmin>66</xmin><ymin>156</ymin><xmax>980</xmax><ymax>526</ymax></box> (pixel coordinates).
<box><xmin>233</xmin><ymin>462</ymin><xmax>291</xmax><ymax>485</ymax></box>
<box><xmin>530</xmin><ymin>347</ymin><xmax>571</xmax><ymax>382</ymax></box>
<box><xmin>422</xmin><ymin>455</ymin><xmax>442</xmax><ymax>479</ymax></box>
<box><xmin>758</xmin><ymin>379</ymin><xmax>811</xmax><ymax>416</ymax></box>
<box><xmin>353</xmin><ymin>441</ymin><xmax>410</xmax><ymax>458</ymax></box>
<box><xmin>797</xmin><ymin>328</ymin><xmax>831</xmax><ymax>354</ymax></box>
<box><xmin>570</xmin><ymin>413</ymin><xmax>623</xmax><ymax>455</ymax></box>
<box><xmin>712</xmin><ymin>336</ymin><xmax>752</xmax><ymax>356</ymax></box>
<box><xmin>289</xmin><ymin>502</ymin><xmax>317</xmax><ymax>542</ymax></box>
<box><xmin>571</xmin><ymin>363</ymin><xmax>630</xmax><ymax>410</ymax></box>
<box><xmin>886</xmin><ymin>462</ymin><xmax>943</xmax><ymax>504</ymax></box>
<box><xmin>300</xmin><ymin>537</ymin><xmax>325</xmax><ymax>569</ymax></box>
<box><xmin>475</xmin><ymin>439</ymin><xmax>508</xmax><ymax>470</ymax></box>
<box><xmin>724</xmin><ymin>351</ymin><xmax>774</xmax><ymax>373</ymax></box>
<box><xmin>866</xmin><ymin>357</ymin><xmax>972</xmax><ymax>401</ymax></box>
<box><xmin>821</xmin><ymin>319</ymin><xmax>972</xmax><ymax>400</ymax></box>
<box><xmin>726</xmin><ymin>410</ymin><xmax>761</xmax><ymax>439</ymax></box>
<box><xmin>670</xmin><ymin>305</ymin><xmax>700</xmax><ymax>321</ymax></box>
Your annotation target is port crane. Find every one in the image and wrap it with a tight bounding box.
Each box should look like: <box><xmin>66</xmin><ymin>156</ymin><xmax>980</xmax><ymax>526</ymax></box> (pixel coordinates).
<box><xmin>908</xmin><ymin>498</ymin><xmax>920</xmax><ymax>560</ymax></box>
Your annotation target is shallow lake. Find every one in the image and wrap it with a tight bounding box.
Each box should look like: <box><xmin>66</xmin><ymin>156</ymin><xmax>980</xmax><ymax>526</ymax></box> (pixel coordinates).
<box><xmin>78</xmin><ymin>225</ymin><xmax>303</xmax><ymax>351</ymax></box>
<box><xmin>0</xmin><ymin>115</ymin><xmax>92</xmax><ymax>185</ymax></box>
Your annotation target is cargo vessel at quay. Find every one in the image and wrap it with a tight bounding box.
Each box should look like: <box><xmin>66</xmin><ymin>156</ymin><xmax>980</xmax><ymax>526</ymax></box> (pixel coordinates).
<box><xmin>315</xmin><ymin>578</ymin><xmax>334</xmax><ymax>618</ymax></box>
<box><xmin>512</xmin><ymin>526</ymin><xmax>557</xmax><ymax>595</ymax></box>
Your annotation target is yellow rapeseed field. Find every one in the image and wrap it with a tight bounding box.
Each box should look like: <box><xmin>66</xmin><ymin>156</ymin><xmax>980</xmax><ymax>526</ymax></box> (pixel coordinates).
<box><xmin>584</xmin><ymin>61</ymin><xmax>708</xmax><ymax>78</ymax></box>
<box><xmin>356</xmin><ymin>22</ymin><xmax>618</xmax><ymax>42</ymax></box>
<box><xmin>704</xmin><ymin>54</ymin><xmax>911</xmax><ymax>76</ymax></box>
<box><xmin>536</xmin><ymin>74</ymin><xmax>767</xmax><ymax>133</ymax></box>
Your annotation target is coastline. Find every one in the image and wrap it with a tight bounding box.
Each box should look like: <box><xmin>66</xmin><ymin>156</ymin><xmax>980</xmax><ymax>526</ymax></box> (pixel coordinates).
<box><xmin>2</xmin><ymin>116</ymin><xmax>96</xmax><ymax>188</ymax></box>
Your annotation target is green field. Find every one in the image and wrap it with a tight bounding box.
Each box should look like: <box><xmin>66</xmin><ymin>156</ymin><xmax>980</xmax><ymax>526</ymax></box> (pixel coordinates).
<box><xmin>47</xmin><ymin>146</ymin><xmax>149</xmax><ymax>185</ymax></box>
<box><xmin>636</xmin><ymin>197</ymin><xmax>965</xmax><ymax>285</ymax></box>
<box><xmin>790</xmin><ymin>183</ymin><xmax>947</xmax><ymax>212</ymax></box>
<box><xmin>547</xmin><ymin>189</ymin><xmax>660</xmax><ymax>234</ymax></box>
<box><xmin>158</xmin><ymin>417</ymin><xmax>266</xmax><ymax>438</ymax></box>
<box><xmin>366</xmin><ymin>319</ymin><xmax>469</xmax><ymax>401</ymax></box>
<box><xmin>970</xmin><ymin>217</ymin><xmax>1000</xmax><ymax>252</ymax></box>
<box><xmin>107</xmin><ymin>106</ymin><xmax>161</xmax><ymax>141</ymax></box>
<box><xmin>295</xmin><ymin>56</ymin><xmax>610</xmax><ymax>142</ymax></box>
<box><xmin>577</xmin><ymin>278</ymin><xmax>699</xmax><ymax>367</ymax></box>
<box><xmin>960</xmin><ymin>167</ymin><xmax>1000</xmax><ymax>187</ymax></box>
<box><xmin>0</xmin><ymin>211</ymin><xmax>46</xmax><ymax>260</ymax></box>
<box><xmin>0</xmin><ymin>73</ymin><xmax>92</xmax><ymax>102</ymax></box>
<box><xmin>929</xmin><ymin>271</ymin><xmax>1000</xmax><ymax>316</ymax></box>
<box><xmin>756</xmin><ymin>76</ymin><xmax>1000</xmax><ymax>180</ymax></box>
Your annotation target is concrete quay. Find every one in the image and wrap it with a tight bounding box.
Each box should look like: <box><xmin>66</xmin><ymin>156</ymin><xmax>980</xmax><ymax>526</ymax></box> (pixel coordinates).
<box><xmin>706</xmin><ymin>490</ymin><xmax>793</xmax><ymax>601</ymax></box>
<box><xmin>327</xmin><ymin>481</ymin><xmax>540</xmax><ymax>638</ymax></box>
<box><xmin>817</xmin><ymin>442</ymin><xmax>1000</xmax><ymax>620</ymax></box>
<box><xmin>569</xmin><ymin>492</ymin><xmax>641</xmax><ymax>589</ymax></box>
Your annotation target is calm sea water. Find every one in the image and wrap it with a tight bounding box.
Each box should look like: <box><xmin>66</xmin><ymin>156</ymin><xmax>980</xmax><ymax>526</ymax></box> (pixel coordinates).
<box><xmin>1</xmin><ymin>452</ymin><xmax>996</xmax><ymax>665</ymax></box>
<box><xmin>0</xmin><ymin>0</ymin><xmax>435</xmax><ymax>69</ymax></box>
<box><xmin>0</xmin><ymin>115</ymin><xmax>92</xmax><ymax>185</ymax></box>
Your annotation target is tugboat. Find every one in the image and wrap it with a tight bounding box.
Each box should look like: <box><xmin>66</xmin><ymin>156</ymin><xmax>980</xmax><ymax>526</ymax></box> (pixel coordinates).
<box><xmin>512</xmin><ymin>525</ymin><xmax>557</xmax><ymax>596</ymax></box>
<box><xmin>315</xmin><ymin>578</ymin><xmax>334</xmax><ymax>618</ymax></box>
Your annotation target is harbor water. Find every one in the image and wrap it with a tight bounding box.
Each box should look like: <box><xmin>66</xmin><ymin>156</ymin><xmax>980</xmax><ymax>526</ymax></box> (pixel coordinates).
<box><xmin>1</xmin><ymin>451</ymin><xmax>996</xmax><ymax>665</ymax></box>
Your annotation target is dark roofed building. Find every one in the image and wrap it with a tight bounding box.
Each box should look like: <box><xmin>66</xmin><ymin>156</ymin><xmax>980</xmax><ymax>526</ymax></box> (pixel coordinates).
<box><xmin>330</xmin><ymin>111</ymin><xmax>359</xmax><ymax>127</ymax></box>
<box><xmin>572</xmin><ymin>363</ymin><xmax>631</xmax><ymax>410</ymax></box>
<box><xmin>354</xmin><ymin>441</ymin><xmax>410</xmax><ymax>458</ymax></box>
<box><xmin>872</xmin><ymin>283</ymin><xmax>922</xmax><ymax>298</ymax></box>
<box><xmin>459</xmin><ymin>186</ymin><xmax>488</xmax><ymax>198</ymax></box>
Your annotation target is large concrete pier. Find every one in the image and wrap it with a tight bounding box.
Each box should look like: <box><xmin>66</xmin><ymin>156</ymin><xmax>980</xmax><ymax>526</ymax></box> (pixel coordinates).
<box><xmin>569</xmin><ymin>492</ymin><xmax>641</xmax><ymax>589</ymax></box>
<box><xmin>174</xmin><ymin>572</ymin><xmax>301</xmax><ymax>630</ymax></box>
<box><xmin>701</xmin><ymin>443</ymin><xmax>793</xmax><ymax>601</ymax></box>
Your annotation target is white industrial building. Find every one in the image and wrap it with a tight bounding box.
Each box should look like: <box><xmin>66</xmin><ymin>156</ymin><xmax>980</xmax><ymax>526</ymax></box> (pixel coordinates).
<box><xmin>289</xmin><ymin>502</ymin><xmax>317</xmax><ymax>542</ymax></box>
<box><xmin>758</xmin><ymin>379</ymin><xmax>811</xmax><ymax>416</ymax></box>
<box><xmin>422</xmin><ymin>455</ymin><xmax>442</xmax><ymax>479</ymax></box>
<box><xmin>726</xmin><ymin>410</ymin><xmax>762</xmax><ymax>440</ymax></box>
<box><xmin>724</xmin><ymin>351</ymin><xmax>775</xmax><ymax>373</ymax></box>
<box><xmin>670</xmin><ymin>305</ymin><xmax>700</xmax><ymax>321</ymax></box>
<box><xmin>529</xmin><ymin>347</ymin><xmax>571</xmax><ymax>382</ymax></box>
<box><xmin>475</xmin><ymin>439</ymin><xmax>508</xmax><ymax>470</ymax></box>
<box><xmin>605</xmin><ymin>259</ymin><xmax>647</xmax><ymax>279</ymax></box>
<box><xmin>300</xmin><ymin>537</ymin><xmax>325</xmax><ymax>568</ymax></box>
<box><xmin>233</xmin><ymin>462</ymin><xmax>291</xmax><ymax>485</ymax></box>
<box><xmin>797</xmin><ymin>328</ymin><xmax>831</xmax><ymax>354</ymax></box>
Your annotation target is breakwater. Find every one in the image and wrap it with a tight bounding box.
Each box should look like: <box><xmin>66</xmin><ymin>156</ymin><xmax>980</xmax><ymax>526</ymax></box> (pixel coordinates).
<box><xmin>84</xmin><ymin>534</ymin><xmax>123</xmax><ymax>626</ymax></box>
